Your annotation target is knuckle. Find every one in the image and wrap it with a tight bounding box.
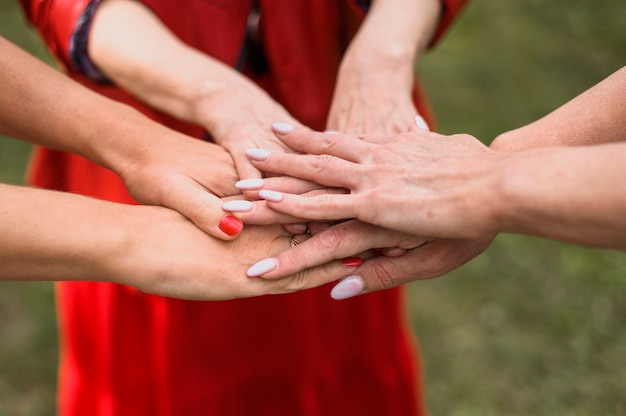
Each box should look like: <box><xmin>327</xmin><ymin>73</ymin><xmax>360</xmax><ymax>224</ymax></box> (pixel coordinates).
<box><xmin>371</xmin><ymin>263</ymin><xmax>400</xmax><ymax>291</ymax></box>
<box><xmin>310</xmin><ymin>154</ymin><xmax>334</xmax><ymax>175</ymax></box>
<box><xmin>314</xmin><ymin>226</ymin><xmax>346</xmax><ymax>252</ymax></box>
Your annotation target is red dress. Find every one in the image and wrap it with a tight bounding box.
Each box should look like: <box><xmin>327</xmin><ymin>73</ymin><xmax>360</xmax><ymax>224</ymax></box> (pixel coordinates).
<box><xmin>20</xmin><ymin>1</ymin><xmax>467</xmax><ymax>415</ymax></box>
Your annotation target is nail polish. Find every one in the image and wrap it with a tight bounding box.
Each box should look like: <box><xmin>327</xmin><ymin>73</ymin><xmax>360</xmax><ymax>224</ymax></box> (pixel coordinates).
<box><xmin>218</xmin><ymin>215</ymin><xmax>244</xmax><ymax>236</ymax></box>
<box><xmin>235</xmin><ymin>178</ymin><xmax>265</xmax><ymax>190</ymax></box>
<box><xmin>222</xmin><ymin>200</ymin><xmax>254</xmax><ymax>212</ymax></box>
<box><xmin>247</xmin><ymin>258</ymin><xmax>278</xmax><ymax>277</ymax></box>
<box><xmin>341</xmin><ymin>257</ymin><xmax>362</xmax><ymax>268</ymax></box>
<box><xmin>272</xmin><ymin>122</ymin><xmax>294</xmax><ymax>133</ymax></box>
<box><xmin>330</xmin><ymin>275</ymin><xmax>365</xmax><ymax>300</ymax></box>
<box><xmin>414</xmin><ymin>115</ymin><xmax>430</xmax><ymax>131</ymax></box>
<box><xmin>324</xmin><ymin>130</ymin><xmax>340</xmax><ymax>134</ymax></box>
<box><xmin>259</xmin><ymin>190</ymin><xmax>284</xmax><ymax>202</ymax></box>
<box><xmin>245</xmin><ymin>148</ymin><xmax>271</xmax><ymax>161</ymax></box>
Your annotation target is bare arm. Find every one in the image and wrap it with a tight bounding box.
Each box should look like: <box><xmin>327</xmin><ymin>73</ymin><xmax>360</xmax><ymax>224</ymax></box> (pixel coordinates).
<box><xmin>0</xmin><ymin>35</ymin><xmax>243</xmax><ymax>239</ymax></box>
<box><xmin>327</xmin><ymin>0</ymin><xmax>441</xmax><ymax>135</ymax></box>
<box><xmin>0</xmin><ymin>183</ymin><xmax>352</xmax><ymax>299</ymax></box>
<box><xmin>89</xmin><ymin>0</ymin><xmax>300</xmax><ymax>179</ymax></box>
<box><xmin>491</xmin><ymin>66</ymin><xmax>626</xmax><ymax>151</ymax></box>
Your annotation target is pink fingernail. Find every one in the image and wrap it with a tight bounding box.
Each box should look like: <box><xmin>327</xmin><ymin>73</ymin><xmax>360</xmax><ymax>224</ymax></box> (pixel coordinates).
<box><xmin>259</xmin><ymin>190</ymin><xmax>284</xmax><ymax>202</ymax></box>
<box><xmin>330</xmin><ymin>275</ymin><xmax>365</xmax><ymax>300</ymax></box>
<box><xmin>272</xmin><ymin>122</ymin><xmax>294</xmax><ymax>133</ymax></box>
<box><xmin>222</xmin><ymin>200</ymin><xmax>254</xmax><ymax>212</ymax></box>
<box><xmin>247</xmin><ymin>258</ymin><xmax>278</xmax><ymax>277</ymax></box>
<box><xmin>235</xmin><ymin>178</ymin><xmax>265</xmax><ymax>190</ymax></box>
<box><xmin>246</xmin><ymin>148</ymin><xmax>271</xmax><ymax>161</ymax></box>
<box><xmin>414</xmin><ymin>115</ymin><xmax>430</xmax><ymax>131</ymax></box>
<box><xmin>324</xmin><ymin>130</ymin><xmax>340</xmax><ymax>134</ymax></box>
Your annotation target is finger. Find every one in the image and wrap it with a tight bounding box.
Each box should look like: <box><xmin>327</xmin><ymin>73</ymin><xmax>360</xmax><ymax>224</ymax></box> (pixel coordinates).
<box><xmin>258</xmin><ymin>191</ymin><xmax>359</xmax><ymax>222</ymax></box>
<box><xmin>272</xmin><ymin>122</ymin><xmax>373</xmax><ymax>162</ymax></box>
<box><xmin>222</xmin><ymin>198</ymin><xmax>307</xmax><ymax>225</ymax></box>
<box><xmin>232</xmin><ymin>152</ymin><xmax>263</xmax><ymax>181</ymax></box>
<box><xmin>247</xmin><ymin>221</ymin><xmax>428</xmax><ymax>279</ymax></box>
<box><xmin>246</xmin><ymin>149</ymin><xmax>361</xmax><ymax>190</ymax></box>
<box><xmin>161</xmin><ymin>179</ymin><xmax>245</xmax><ymax>240</ymax></box>
<box><xmin>331</xmin><ymin>238</ymin><xmax>492</xmax><ymax>299</ymax></box>
<box><xmin>236</xmin><ymin>176</ymin><xmax>324</xmax><ymax>200</ymax></box>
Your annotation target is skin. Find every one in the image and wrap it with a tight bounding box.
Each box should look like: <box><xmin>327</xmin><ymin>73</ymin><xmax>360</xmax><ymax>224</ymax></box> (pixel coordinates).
<box><xmin>0</xmin><ymin>37</ymin><xmax>356</xmax><ymax>296</ymax></box>
<box><xmin>88</xmin><ymin>0</ymin><xmax>301</xmax><ymax>182</ymax></box>
<box><xmin>224</xmin><ymin>66</ymin><xmax>626</xmax><ymax>298</ymax></box>
<box><xmin>87</xmin><ymin>0</ymin><xmax>442</xmax><ymax>182</ymax></box>
<box><xmin>327</xmin><ymin>0</ymin><xmax>441</xmax><ymax>136</ymax></box>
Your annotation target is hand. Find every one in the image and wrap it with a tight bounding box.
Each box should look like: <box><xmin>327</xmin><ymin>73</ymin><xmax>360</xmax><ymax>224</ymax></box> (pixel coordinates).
<box><xmin>118</xmin><ymin>128</ymin><xmax>246</xmax><ymax>239</ymax></box>
<box><xmin>330</xmin><ymin>237</ymin><xmax>494</xmax><ymax>299</ymax></box>
<box><xmin>327</xmin><ymin>43</ymin><xmax>419</xmax><ymax>138</ymax></box>
<box><xmin>326</xmin><ymin>0</ymin><xmax>439</xmax><ymax>137</ymax></box>
<box><xmin>119</xmin><ymin>205</ymin><xmax>359</xmax><ymax>300</ymax></box>
<box><xmin>195</xmin><ymin>71</ymin><xmax>303</xmax><ymax>180</ymax></box>
<box><xmin>243</xmin><ymin>219</ymin><xmax>431</xmax><ymax>278</ymax></box>
<box><xmin>238</xmin><ymin>218</ymin><xmax>493</xmax><ymax>300</ymax></box>
<box><xmin>240</xmin><ymin>122</ymin><xmax>499</xmax><ymax>240</ymax></box>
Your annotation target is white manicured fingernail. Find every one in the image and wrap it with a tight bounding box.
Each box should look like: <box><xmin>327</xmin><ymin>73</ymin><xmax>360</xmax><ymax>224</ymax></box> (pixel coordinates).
<box><xmin>246</xmin><ymin>148</ymin><xmax>271</xmax><ymax>161</ymax></box>
<box><xmin>247</xmin><ymin>258</ymin><xmax>278</xmax><ymax>277</ymax></box>
<box><xmin>415</xmin><ymin>115</ymin><xmax>430</xmax><ymax>131</ymax></box>
<box><xmin>272</xmin><ymin>122</ymin><xmax>294</xmax><ymax>133</ymax></box>
<box><xmin>222</xmin><ymin>200</ymin><xmax>254</xmax><ymax>212</ymax></box>
<box><xmin>235</xmin><ymin>178</ymin><xmax>265</xmax><ymax>190</ymax></box>
<box><xmin>259</xmin><ymin>190</ymin><xmax>284</xmax><ymax>202</ymax></box>
<box><xmin>324</xmin><ymin>130</ymin><xmax>339</xmax><ymax>134</ymax></box>
<box><xmin>330</xmin><ymin>275</ymin><xmax>365</xmax><ymax>300</ymax></box>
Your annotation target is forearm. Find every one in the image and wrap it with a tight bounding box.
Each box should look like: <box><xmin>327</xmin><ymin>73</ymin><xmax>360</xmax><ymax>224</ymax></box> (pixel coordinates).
<box><xmin>88</xmin><ymin>0</ymin><xmax>255</xmax><ymax>127</ymax></box>
<box><xmin>492</xmin><ymin>143</ymin><xmax>626</xmax><ymax>249</ymax></box>
<box><xmin>491</xmin><ymin>66</ymin><xmax>626</xmax><ymax>152</ymax></box>
<box><xmin>0</xmin><ymin>183</ymin><xmax>132</xmax><ymax>281</ymax></box>
<box><xmin>344</xmin><ymin>0</ymin><xmax>441</xmax><ymax>84</ymax></box>
<box><xmin>0</xmin><ymin>37</ymin><xmax>173</xmax><ymax>178</ymax></box>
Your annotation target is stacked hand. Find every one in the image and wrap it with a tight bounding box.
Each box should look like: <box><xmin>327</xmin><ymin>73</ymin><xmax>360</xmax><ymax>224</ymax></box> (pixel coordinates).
<box><xmin>223</xmin><ymin>119</ymin><xmax>494</xmax><ymax>299</ymax></box>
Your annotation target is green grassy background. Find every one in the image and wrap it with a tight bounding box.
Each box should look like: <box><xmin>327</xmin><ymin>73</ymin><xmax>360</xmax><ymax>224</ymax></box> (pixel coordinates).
<box><xmin>1</xmin><ymin>0</ymin><xmax>625</xmax><ymax>415</ymax></box>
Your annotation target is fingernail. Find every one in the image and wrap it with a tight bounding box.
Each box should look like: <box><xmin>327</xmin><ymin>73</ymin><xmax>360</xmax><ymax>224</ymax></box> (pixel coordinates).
<box><xmin>245</xmin><ymin>148</ymin><xmax>271</xmax><ymax>161</ymax></box>
<box><xmin>341</xmin><ymin>257</ymin><xmax>362</xmax><ymax>268</ymax></box>
<box><xmin>235</xmin><ymin>178</ymin><xmax>265</xmax><ymax>190</ymax></box>
<box><xmin>247</xmin><ymin>258</ymin><xmax>278</xmax><ymax>277</ymax></box>
<box><xmin>330</xmin><ymin>275</ymin><xmax>365</xmax><ymax>300</ymax></box>
<box><xmin>218</xmin><ymin>215</ymin><xmax>244</xmax><ymax>236</ymax></box>
<box><xmin>272</xmin><ymin>122</ymin><xmax>294</xmax><ymax>133</ymax></box>
<box><xmin>415</xmin><ymin>115</ymin><xmax>430</xmax><ymax>131</ymax></box>
<box><xmin>384</xmin><ymin>247</ymin><xmax>406</xmax><ymax>256</ymax></box>
<box><xmin>324</xmin><ymin>130</ymin><xmax>339</xmax><ymax>134</ymax></box>
<box><xmin>222</xmin><ymin>200</ymin><xmax>254</xmax><ymax>212</ymax></box>
<box><xmin>289</xmin><ymin>223</ymin><xmax>308</xmax><ymax>232</ymax></box>
<box><xmin>259</xmin><ymin>189</ymin><xmax>284</xmax><ymax>202</ymax></box>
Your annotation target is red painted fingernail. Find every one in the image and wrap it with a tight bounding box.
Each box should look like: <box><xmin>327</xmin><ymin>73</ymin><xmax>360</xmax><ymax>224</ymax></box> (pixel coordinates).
<box><xmin>218</xmin><ymin>215</ymin><xmax>244</xmax><ymax>236</ymax></box>
<box><xmin>341</xmin><ymin>257</ymin><xmax>363</xmax><ymax>268</ymax></box>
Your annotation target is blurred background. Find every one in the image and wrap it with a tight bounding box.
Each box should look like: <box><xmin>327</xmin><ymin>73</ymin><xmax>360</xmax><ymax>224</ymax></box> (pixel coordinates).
<box><xmin>1</xmin><ymin>0</ymin><xmax>625</xmax><ymax>415</ymax></box>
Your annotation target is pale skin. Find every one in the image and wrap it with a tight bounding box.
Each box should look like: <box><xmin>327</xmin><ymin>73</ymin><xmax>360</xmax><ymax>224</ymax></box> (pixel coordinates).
<box><xmin>327</xmin><ymin>0</ymin><xmax>441</xmax><ymax>136</ymax></box>
<box><xmin>224</xmin><ymin>66</ymin><xmax>626</xmax><ymax>298</ymax></box>
<box><xmin>0</xmin><ymin>37</ymin><xmax>357</xmax><ymax>297</ymax></box>
<box><xmin>87</xmin><ymin>0</ymin><xmax>442</xmax><ymax>177</ymax></box>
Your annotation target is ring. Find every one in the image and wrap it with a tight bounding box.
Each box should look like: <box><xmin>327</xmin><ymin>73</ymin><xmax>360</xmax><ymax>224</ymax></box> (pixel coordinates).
<box><xmin>290</xmin><ymin>237</ymin><xmax>301</xmax><ymax>247</ymax></box>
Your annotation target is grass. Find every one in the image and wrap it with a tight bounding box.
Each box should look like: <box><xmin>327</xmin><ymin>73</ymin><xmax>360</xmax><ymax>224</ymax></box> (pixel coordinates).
<box><xmin>1</xmin><ymin>0</ymin><xmax>625</xmax><ymax>415</ymax></box>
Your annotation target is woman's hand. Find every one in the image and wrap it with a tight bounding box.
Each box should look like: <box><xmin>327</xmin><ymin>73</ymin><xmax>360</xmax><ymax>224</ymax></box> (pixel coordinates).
<box><xmin>326</xmin><ymin>0</ymin><xmax>440</xmax><ymax>137</ymax></box>
<box><xmin>116</xmin><ymin>205</ymin><xmax>358</xmax><ymax>300</ymax></box>
<box><xmin>90</xmin><ymin>0</ymin><xmax>302</xmax><ymax>182</ymax></box>
<box><xmin>232</xmin><ymin>122</ymin><xmax>500</xmax><ymax>240</ymax></box>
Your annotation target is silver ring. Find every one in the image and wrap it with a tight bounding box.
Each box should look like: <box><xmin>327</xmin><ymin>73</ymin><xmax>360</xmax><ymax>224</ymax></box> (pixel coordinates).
<box><xmin>290</xmin><ymin>237</ymin><xmax>301</xmax><ymax>247</ymax></box>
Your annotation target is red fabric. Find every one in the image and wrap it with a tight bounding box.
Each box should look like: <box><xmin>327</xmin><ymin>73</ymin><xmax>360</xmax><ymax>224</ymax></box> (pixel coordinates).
<box><xmin>20</xmin><ymin>1</ymin><xmax>467</xmax><ymax>415</ymax></box>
